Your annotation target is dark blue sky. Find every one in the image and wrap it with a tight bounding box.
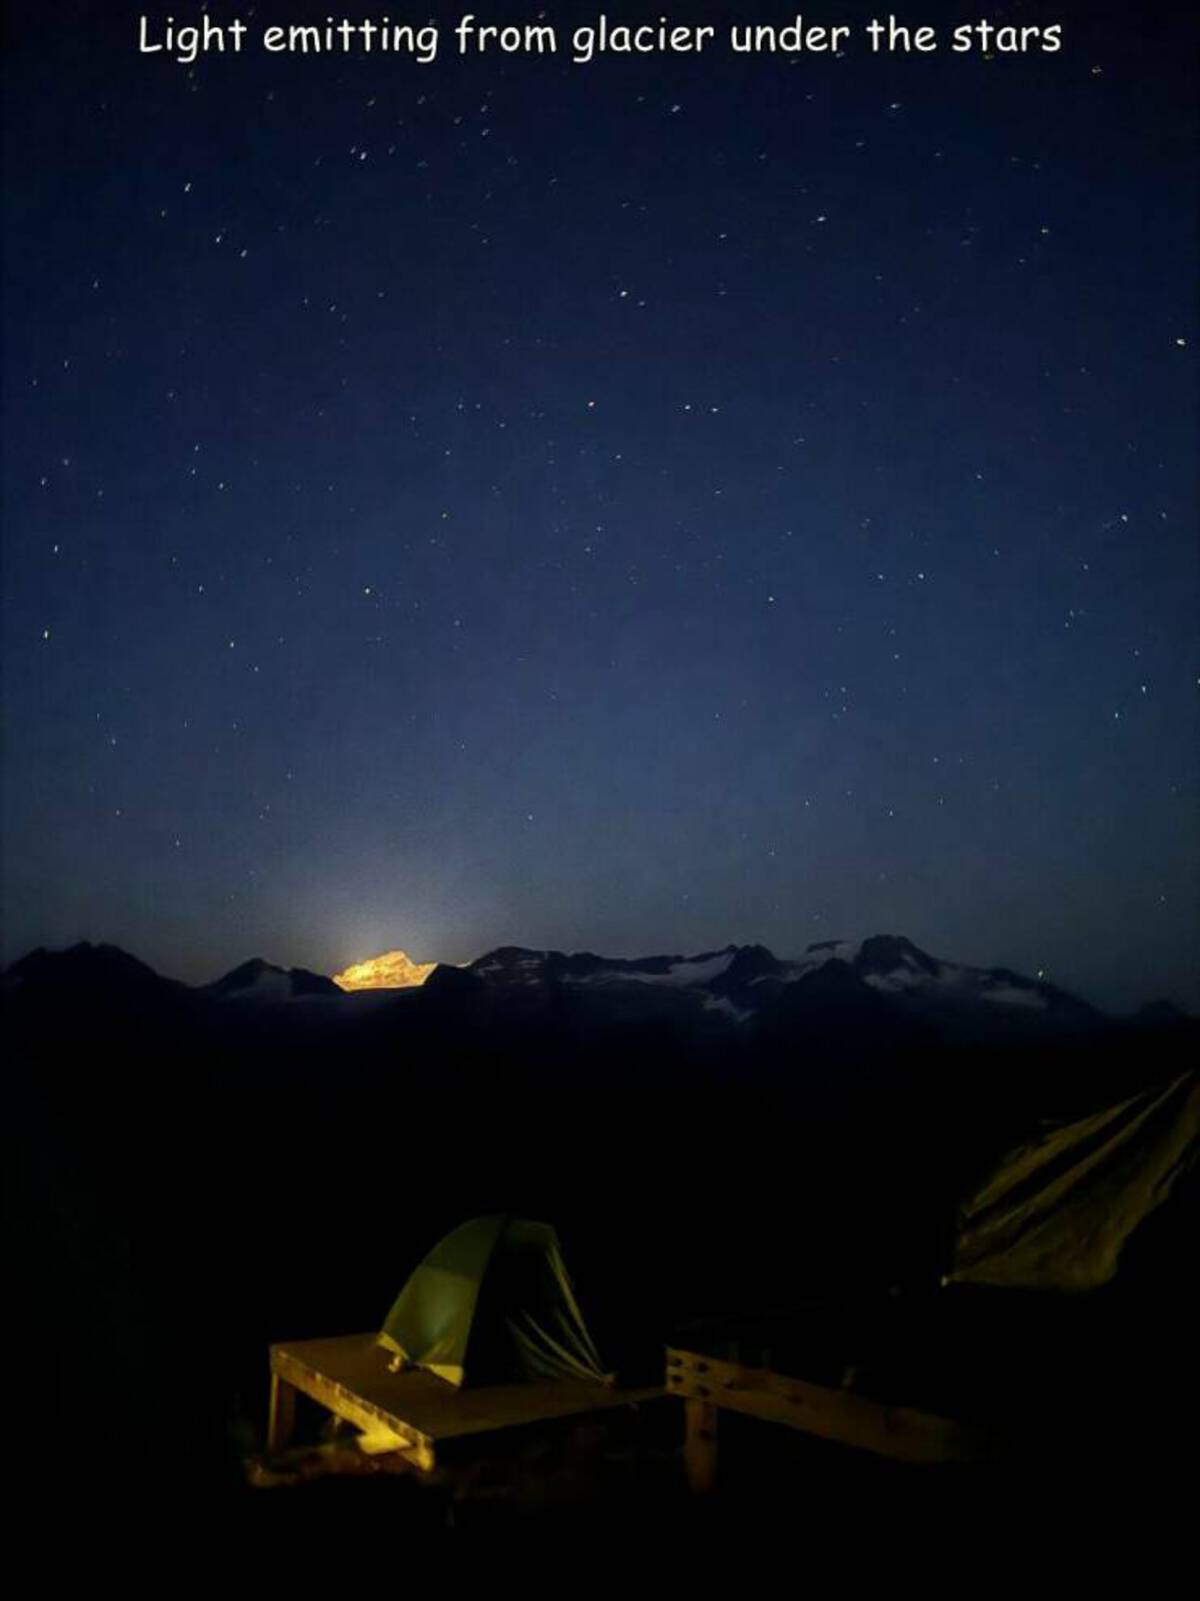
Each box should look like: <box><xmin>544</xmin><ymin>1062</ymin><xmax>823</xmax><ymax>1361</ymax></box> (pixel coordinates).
<box><xmin>2</xmin><ymin>1</ymin><xmax>1196</xmax><ymax>1009</ymax></box>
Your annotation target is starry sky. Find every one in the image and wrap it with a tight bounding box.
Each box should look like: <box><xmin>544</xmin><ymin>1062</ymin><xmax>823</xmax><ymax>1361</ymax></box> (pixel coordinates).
<box><xmin>2</xmin><ymin>1</ymin><xmax>1196</xmax><ymax>1010</ymax></box>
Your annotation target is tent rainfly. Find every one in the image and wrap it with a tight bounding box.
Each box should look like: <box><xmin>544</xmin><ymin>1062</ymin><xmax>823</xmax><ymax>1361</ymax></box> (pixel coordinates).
<box><xmin>378</xmin><ymin>1215</ymin><xmax>611</xmax><ymax>1388</ymax></box>
<box><xmin>946</xmin><ymin>1070</ymin><xmax>1199</xmax><ymax>1292</ymax></box>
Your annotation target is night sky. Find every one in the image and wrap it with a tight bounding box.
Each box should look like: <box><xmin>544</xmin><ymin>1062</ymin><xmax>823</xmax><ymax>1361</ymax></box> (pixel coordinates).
<box><xmin>2</xmin><ymin>1</ymin><xmax>1196</xmax><ymax>1010</ymax></box>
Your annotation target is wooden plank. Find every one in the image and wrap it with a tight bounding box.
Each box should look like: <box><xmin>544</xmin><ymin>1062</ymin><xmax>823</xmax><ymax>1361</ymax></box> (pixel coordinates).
<box><xmin>684</xmin><ymin>1398</ymin><xmax>719</xmax><ymax>1494</ymax></box>
<box><xmin>667</xmin><ymin>1347</ymin><xmax>1000</xmax><ymax>1466</ymax></box>
<box><xmin>272</xmin><ymin>1344</ymin><xmax>436</xmax><ymax>1469</ymax></box>
<box><xmin>269</xmin><ymin>1334</ymin><xmax>661</xmax><ymax>1466</ymax></box>
<box><xmin>267</xmin><ymin>1371</ymin><xmax>297</xmax><ymax>1452</ymax></box>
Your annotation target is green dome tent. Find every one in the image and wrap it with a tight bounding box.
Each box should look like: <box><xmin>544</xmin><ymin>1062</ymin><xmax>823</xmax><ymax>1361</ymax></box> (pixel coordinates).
<box><xmin>378</xmin><ymin>1215</ymin><xmax>612</xmax><ymax>1388</ymax></box>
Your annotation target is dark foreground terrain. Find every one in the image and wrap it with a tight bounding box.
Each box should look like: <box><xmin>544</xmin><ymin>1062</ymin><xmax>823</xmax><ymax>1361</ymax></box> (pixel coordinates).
<box><xmin>8</xmin><ymin>938</ymin><xmax>1197</xmax><ymax>1553</ymax></box>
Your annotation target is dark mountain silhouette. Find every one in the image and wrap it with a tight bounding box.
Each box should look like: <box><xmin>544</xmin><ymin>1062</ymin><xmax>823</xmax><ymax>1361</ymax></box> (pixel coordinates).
<box><xmin>3</xmin><ymin>941</ymin><xmax>182</xmax><ymax>1005</ymax></box>
<box><xmin>206</xmin><ymin>957</ymin><xmax>342</xmax><ymax>1002</ymax></box>
<box><xmin>1132</xmin><ymin>999</ymin><xmax>1190</xmax><ymax>1028</ymax></box>
<box><xmin>0</xmin><ymin>931</ymin><xmax>1144</xmax><ymax>1050</ymax></box>
<box><xmin>440</xmin><ymin>934</ymin><xmax>1108</xmax><ymax>1049</ymax></box>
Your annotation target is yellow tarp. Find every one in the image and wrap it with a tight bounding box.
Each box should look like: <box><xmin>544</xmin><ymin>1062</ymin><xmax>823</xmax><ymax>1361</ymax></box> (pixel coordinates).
<box><xmin>948</xmin><ymin>1071</ymin><xmax>1199</xmax><ymax>1291</ymax></box>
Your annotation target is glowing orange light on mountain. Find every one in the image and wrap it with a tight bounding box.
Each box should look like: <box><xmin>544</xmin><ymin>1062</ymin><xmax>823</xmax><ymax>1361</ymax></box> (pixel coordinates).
<box><xmin>332</xmin><ymin>951</ymin><xmax>436</xmax><ymax>991</ymax></box>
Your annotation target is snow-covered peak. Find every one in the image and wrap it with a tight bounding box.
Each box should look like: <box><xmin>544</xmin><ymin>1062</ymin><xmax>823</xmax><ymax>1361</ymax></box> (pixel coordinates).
<box><xmin>796</xmin><ymin>938</ymin><xmax>866</xmax><ymax>972</ymax></box>
<box><xmin>784</xmin><ymin>935</ymin><xmax>1092</xmax><ymax>1021</ymax></box>
<box><xmin>576</xmin><ymin>949</ymin><xmax>738</xmax><ymax>989</ymax></box>
<box><xmin>332</xmin><ymin>950</ymin><xmax>437</xmax><ymax>991</ymax></box>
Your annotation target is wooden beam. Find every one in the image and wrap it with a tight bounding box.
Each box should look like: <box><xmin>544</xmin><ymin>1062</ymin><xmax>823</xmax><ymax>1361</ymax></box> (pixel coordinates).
<box><xmin>356</xmin><ymin>1429</ymin><xmax>429</xmax><ymax>1464</ymax></box>
<box><xmin>267</xmin><ymin>1372</ymin><xmax>297</xmax><ymax>1452</ymax></box>
<box><xmin>667</xmin><ymin>1346</ymin><xmax>1000</xmax><ymax>1466</ymax></box>
<box><xmin>684</xmin><ymin>1397</ymin><xmax>719</xmax><ymax>1494</ymax></box>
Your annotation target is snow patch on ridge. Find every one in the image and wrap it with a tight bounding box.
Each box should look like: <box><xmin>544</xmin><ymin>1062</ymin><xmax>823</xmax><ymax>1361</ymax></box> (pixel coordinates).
<box><xmin>979</xmin><ymin>983</ymin><xmax>1047</xmax><ymax>1010</ymax></box>
<box><xmin>568</xmin><ymin>950</ymin><xmax>737</xmax><ymax>989</ymax></box>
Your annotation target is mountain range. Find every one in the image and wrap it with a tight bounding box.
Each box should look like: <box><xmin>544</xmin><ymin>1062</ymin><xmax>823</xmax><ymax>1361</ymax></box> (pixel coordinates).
<box><xmin>4</xmin><ymin>933</ymin><xmax>1189</xmax><ymax>1050</ymax></box>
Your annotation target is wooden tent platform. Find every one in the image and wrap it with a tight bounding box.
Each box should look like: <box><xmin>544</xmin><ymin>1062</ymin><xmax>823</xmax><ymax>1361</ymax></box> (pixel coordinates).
<box><xmin>268</xmin><ymin>1334</ymin><xmax>661</xmax><ymax>1472</ymax></box>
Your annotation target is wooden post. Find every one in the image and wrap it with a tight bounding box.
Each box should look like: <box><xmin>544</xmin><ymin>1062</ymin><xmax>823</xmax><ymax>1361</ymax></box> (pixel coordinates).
<box><xmin>685</xmin><ymin>1397</ymin><xmax>718</xmax><ymax>1494</ymax></box>
<box><xmin>267</xmin><ymin>1371</ymin><xmax>297</xmax><ymax>1452</ymax></box>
